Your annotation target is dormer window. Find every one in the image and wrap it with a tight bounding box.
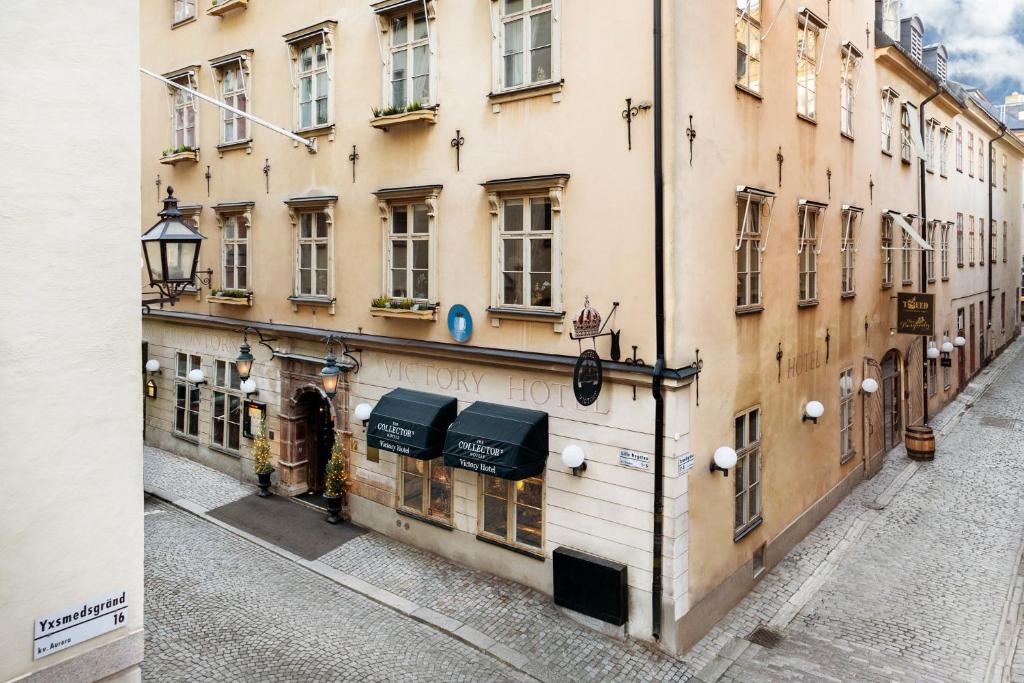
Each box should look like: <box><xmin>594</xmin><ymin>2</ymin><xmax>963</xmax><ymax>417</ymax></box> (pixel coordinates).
<box><xmin>936</xmin><ymin>54</ymin><xmax>947</xmax><ymax>80</ymax></box>
<box><xmin>910</xmin><ymin>27</ymin><xmax>923</xmax><ymax>62</ymax></box>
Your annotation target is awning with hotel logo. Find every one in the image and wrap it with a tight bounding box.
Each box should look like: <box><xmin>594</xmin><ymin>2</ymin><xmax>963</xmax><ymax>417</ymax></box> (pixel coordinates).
<box><xmin>366</xmin><ymin>388</ymin><xmax>458</xmax><ymax>460</ymax></box>
<box><xmin>443</xmin><ymin>402</ymin><xmax>548</xmax><ymax>481</ymax></box>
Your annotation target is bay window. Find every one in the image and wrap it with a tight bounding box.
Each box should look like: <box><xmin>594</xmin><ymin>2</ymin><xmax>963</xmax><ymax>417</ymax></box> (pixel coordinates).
<box><xmin>400</xmin><ymin>457</ymin><xmax>452</xmax><ymax>524</ymax></box>
<box><xmin>736</xmin><ymin>0</ymin><xmax>762</xmax><ymax>94</ymax></box>
<box><xmin>212</xmin><ymin>360</ymin><xmax>242</xmax><ymax>452</ymax></box>
<box><xmin>480</xmin><ymin>474</ymin><xmax>543</xmax><ymax>552</ymax></box>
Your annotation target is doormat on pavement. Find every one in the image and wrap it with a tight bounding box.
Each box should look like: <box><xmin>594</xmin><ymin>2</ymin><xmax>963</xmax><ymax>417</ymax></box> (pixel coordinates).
<box><xmin>208</xmin><ymin>494</ymin><xmax>366</xmax><ymax>560</ymax></box>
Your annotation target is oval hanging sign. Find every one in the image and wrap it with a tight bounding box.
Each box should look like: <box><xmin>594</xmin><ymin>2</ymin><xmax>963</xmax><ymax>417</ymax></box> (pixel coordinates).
<box><xmin>573</xmin><ymin>349</ymin><xmax>603</xmax><ymax>406</ymax></box>
<box><xmin>447</xmin><ymin>304</ymin><xmax>473</xmax><ymax>343</ymax></box>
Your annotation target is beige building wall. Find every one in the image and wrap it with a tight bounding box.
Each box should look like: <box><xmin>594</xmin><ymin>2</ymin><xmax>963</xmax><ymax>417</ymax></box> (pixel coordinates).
<box><xmin>1</xmin><ymin>1</ymin><xmax>143</xmax><ymax>681</ymax></box>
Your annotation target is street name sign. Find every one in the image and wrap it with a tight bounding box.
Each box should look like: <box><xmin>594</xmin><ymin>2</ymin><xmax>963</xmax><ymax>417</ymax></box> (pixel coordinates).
<box><xmin>34</xmin><ymin>590</ymin><xmax>127</xmax><ymax>659</ymax></box>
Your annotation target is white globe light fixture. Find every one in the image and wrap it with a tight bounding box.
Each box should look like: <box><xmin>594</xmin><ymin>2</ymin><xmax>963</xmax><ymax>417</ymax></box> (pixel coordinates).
<box><xmin>927</xmin><ymin>342</ymin><xmax>940</xmax><ymax>360</ymax></box>
<box><xmin>803</xmin><ymin>400</ymin><xmax>824</xmax><ymax>424</ymax></box>
<box><xmin>240</xmin><ymin>378</ymin><xmax>258</xmax><ymax>395</ymax></box>
<box><xmin>861</xmin><ymin>378</ymin><xmax>879</xmax><ymax>394</ymax></box>
<box><xmin>561</xmin><ymin>444</ymin><xmax>587</xmax><ymax>475</ymax></box>
<box><xmin>354</xmin><ymin>402</ymin><xmax>373</xmax><ymax>426</ymax></box>
<box><xmin>954</xmin><ymin>336</ymin><xmax>967</xmax><ymax>347</ymax></box>
<box><xmin>941</xmin><ymin>340</ymin><xmax>954</xmax><ymax>354</ymax></box>
<box><xmin>145</xmin><ymin>358</ymin><xmax>161</xmax><ymax>374</ymax></box>
<box><xmin>186</xmin><ymin>368</ymin><xmax>206</xmax><ymax>385</ymax></box>
<box><xmin>710</xmin><ymin>446</ymin><xmax>738</xmax><ymax>476</ymax></box>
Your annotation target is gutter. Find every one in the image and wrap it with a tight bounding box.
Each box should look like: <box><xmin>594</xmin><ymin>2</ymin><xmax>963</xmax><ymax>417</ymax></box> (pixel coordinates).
<box><xmin>918</xmin><ymin>86</ymin><xmax>941</xmax><ymax>426</ymax></box>
<box><xmin>987</xmin><ymin>124</ymin><xmax>1009</xmax><ymax>366</ymax></box>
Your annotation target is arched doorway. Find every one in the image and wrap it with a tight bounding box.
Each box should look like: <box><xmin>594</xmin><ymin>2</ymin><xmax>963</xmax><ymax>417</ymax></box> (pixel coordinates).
<box><xmin>881</xmin><ymin>349</ymin><xmax>902</xmax><ymax>453</ymax></box>
<box><xmin>294</xmin><ymin>389</ymin><xmax>335</xmax><ymax>493</ymax></box>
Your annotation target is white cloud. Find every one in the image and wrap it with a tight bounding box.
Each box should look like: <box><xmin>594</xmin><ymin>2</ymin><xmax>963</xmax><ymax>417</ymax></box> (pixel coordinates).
<box><xmin>903</xmin><ymin>0</ymin><xmax>1024</xmax><ymax>93</ymax></box>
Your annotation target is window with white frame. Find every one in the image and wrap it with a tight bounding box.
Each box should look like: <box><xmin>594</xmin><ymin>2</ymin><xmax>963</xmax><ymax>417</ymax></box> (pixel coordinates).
<box><xmin>956</xmin><ymin>123</ymin><xmax>963</xmax><ymax>172</ymax></box>
<box><xmin>166</xmin><ymin>72</ymin><xmax>198</xmax><ymax>151</ymax></box>
<box><xmin>839</xmin><ymin>368</ymin><xmax>854</xmax><ymax>463</ymax></box>
<box><xmin>175</xmin><ymin>353</ymin><xmax>201</xmax><ymax>438</ymax></box>
<box><xmin>796</xmin><ymin>13</ymin><xmax>824</xmax><ymax>120</ymax></box>
<box><xmin>939</xmin><ymin>127</ymin><xmax>950</xmax><ymax>176</ymax></box>
<box><xmin>979</xmin><ymin>143</ymin><xmax>986</xmax><ymax>181</ymax></box>
<box><xmin>388</xmin><ymin>9</ymin><xmax>431</xmax><ymax>108</ymax></box>
<box><xmin>480</xmin><ymin>474</ymin><xmax>543</xmax><ymax>551</ymax></box>
<box><xmin>941</xmin><ymin>222</ymin><xmax>950</xmax><ymax>279</ymax></box>
<box><xmin>217</xmin><ymin>63</ymin><xmax>249</xmax><ymax>144</ymax></box>
<box><xmin>900</xmin><ymin>104</ymin><xmax>912</xmax><ymax>162</ymax></box>
<box><xmin>901</xmin><ymin>223</ymin><xmax>913</xmax><ymax>284</ymax></box>
<box><xmin>400</xmin><ymin>457</ymin><xmax>453</xmax><ymax>524</ymax></box>
<box><xmin>956</xmin><ymin>213</ymin><xmax>964</xmax><ymax>266</ymax></box>
<box><xmin>991</xmin><ymin>153</ymin><xmax>997</xmax><ymax>187</ymax></box>
<box><xmin>388</xmin><ymin>202</ymin><xmax>430</xmax><ymax>301</ymax></box>
<box><xmin>736</xmin><ymin>189</ymin><xmax>774</xmax><ymax>309</ymax></box>
<box><xmin>841</xmin><ymin>207</ymin><xmax>860</xmax><ymax>296</ymax></box>
<box><xmin>285</xmin><ymin>25</ymin><xmax>335</xmax><ymax>131</ymax></box>
<box><xmin>798</xmin><ymin>203</ymin><xmax>823</xmax><ymax>302</ymax></box>
<box><xmin>296</xmin><ymin>211</ymin><xmax>329</xmax><ymax>297</ymax></box>
<box><xmin>881</xmin><ymin>88</ymin><xmax>897</xmax><ymax>153</ymax></box>
<box><xmin>881</xmin><ymin>215</ymin><xmax>894</xmax><ymax>286</ymax></box>
<box><xmin>498</xmin><ymin>0</ymin><xmax>557</xmax><ymax>91</ymax></box>
<box><xmin>1003</xmin><ymin>154</ymin><xmax>1008</xmax><ymax>190</ymax></box>
<box><xmin>736</xmin><ymin>0</ymin><xmax>762</xmax><ymax>93</ymax></box>
<box><xmin>1003</xmin><ymin>221</ymin><xmax>1008</xmax><ymax>262</ymax></box>
<box><xmin>173</xmin><ymin>0</ymin><xmax>195</xmax><ymax>23</ymax></box>
<box><xmin>926</xmin><ymin>221</ymin><xmax>937</xmax><ymax>281</ymax></box>
<box><xmin>840</xmin><ymin>43</ymin><xmax>861</xmax><ymax>136</ymax></box>
<box><xmin>212</xmin><ymin>360</ymin><xmax>242</xmax><ymax>452</ymax></box>
<box><xmin>734</xmin><ymin>407</ymin><xmax>762</xmax><ymax>536</ymax></box>
<box><xmin>881</xmin><ymin>0</ymin><xmax>901</xmax><ymax>39</ymax></box>
<box><xmin>990</xmin><ymin>219</ymin><xmax>997</xmax><ymax>263</ymax></box>
<box><xmin>221</xmin><ymin>214</ymin><xmax>249</xmax><ymax>291</ymax></box>
<box><xmin>968</xmin><ymin>215</ymin><xmax>975</xmax><ymax>265</ymax></box>
<box><xmin>925</xmin><ymin>119</ymin><xmax>938</xmax><ymax>172</ymax></box>
<box><xmin>980</xmin><ymin>217</ymin><xmax>985</xmax><ymax>264</ymax></box>
<box><xmin>968</xmin><ymin>132</ymin><xmax>974</xmax><ymax>177</ymax></box>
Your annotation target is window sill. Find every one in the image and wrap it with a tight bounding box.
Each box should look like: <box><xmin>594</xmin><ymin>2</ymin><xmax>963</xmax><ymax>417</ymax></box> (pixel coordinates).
<box><xmin>173</xmin><ymin>433</ymin><xmax>200</xmax><ymax>445</ymax></box>
<box><xmin>488</xmin><ymin>80</ymin><xmax>564</xmax><ymax>111</ymax></box>
<box><xmin>487</xmin><ymin>306</ymin><xmax>565</xmax><ymax>332</ymax></box>
<box><xmin>940</xmin><ymin>173</ymin><xmax>948</xmax><ymax>179</ymax></box>
<box><xmin>207</xmin><ymin>0</ymin><xmax>248</xmax><ymax>16</ymax></box>
<box><xmin>217</xmin><ymin>139</ymin><xmax>253</xmax><ymax>155</ymax></box>
<box><xmin>369</xmin><ymin>107</ymin><xmax>438</xmax><ymax>131</ymax></box>
<box><xmin>942</xmin><ymin>277</ymin><xmax>950</xmax><ymax>282</ymax></box>
<box><xmin>839</xmin><ymin>450</ymin><xmax>856</xmax><ymax>466</ymax></box>
<box><xmin>735</xmin><ymin>84</ymin><xmax>763</xmax><ymax>100</ymax></box>
<box><xmin>294</xmin><ymin>123</ymin><xmax>335</xmax><ymax>141</ymax></box>
<box><xmin>171</xmin><ymin>16</ymin><xmax>196</xmax><ymax>29</ymax></box>
<box><xmin>209</xmin><ymin>444</ymin><xmax>241</xmax><ymax>458</ymax></box>
<box><xmin>796</xmin><ymin>113</ymin><xmax>818</xmax><ymax>126</ymax></box>
<box><xmin>289</xmin><ymin>295</ymin><xmax>336</xmax><ymax>315</ymax></box>
<box><xmin>902</xmin><ymin>157</ymin><xmax>912</xmax><ymax>165</ymax></box>
<box><xmin>397</xmin><ymin>508</ymin><xmax>453</xmax><ymax>531</ymax></box>
<box><xmin>841</xmin><ymin>291</ymin><xmax>856</xmax><ymax>300</ymax></box>
<box><xmin>902</xmin><ymin>280</ymin><xmax>914</xmax><ymax>287</ymax></box>
<box><xmin>927</xmin><ymin>278</ymin><xmax>936</xmax><ymax>284</ymax></box>
<box><xmin>926</xmin><ymin>169</ymin><xmax>935</xmax><ymax>175</ymax></box>
<box><xmin>160</xmin><ymin>150</ymin><xmax>199</xmax><ymax>165</ymax></box>
<box><xmin>882</xmin><ymin>283</ymin><xmax>894</xmax><ymax>289</ymax></box>
<box><xmin>840</xmin><ymin>131</ymin><xmax>855</xmax><ymax>142</ymax></box>
<box><xmin>475</xmin><ymin>533</ymin><xmax>544</xmax><ymax>560</ymax></box>
<box><xmin>208</xmin><ymin>292</ymin><xmax>252</xmax><ymax>306</ymax></box>
<box><xmin>735</xmin><ymin>304</ymin><xmax>764</xmax><ymax>317</ymax></box>
<box><xmin>733</xmin><ymin>515</ymin><xmax>763</xmax><ymax>543</ymax></box>
<box><xmin>882</xmin><ymin>149</ymin><xmax>893</xmax><ymax>157</ymax></box>
<box><xmin>797</xmin><ymin>299</ymin><xmax>819</xmax><ymax>308</ymax></box>
<box><xmin>370</xmin><ymin>306</ymin><xmax>437</xmax><ymax>321</ymax></box>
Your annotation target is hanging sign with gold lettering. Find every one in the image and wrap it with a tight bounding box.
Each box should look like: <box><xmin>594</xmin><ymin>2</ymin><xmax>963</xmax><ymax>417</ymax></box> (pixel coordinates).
<box><xmin>897</xmin><ymin>293</ymin><xmax>935</xmax><ymax>335</ymax></box>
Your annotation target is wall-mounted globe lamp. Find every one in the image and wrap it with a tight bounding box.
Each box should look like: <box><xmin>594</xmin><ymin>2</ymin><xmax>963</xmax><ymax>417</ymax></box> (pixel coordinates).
<box><xmin>354</xmin><ymin>403</ymin><xmax>373</xmax><ymax>427</ymax></box>
<box><xmin>709</xmin><ymin>446</ymin><xmax>737</xmax><ymax>476</ymax></box>
<box><xmin>861</xmin><ymin>378</ymin><xmax>879</xmax><ymax>394</ymax></box>
<box><xmin>803</xmin><ymin>400</ymin><xmax>824</xmax><ymax>424</ymax></box>
<box><xmin>561</xmin><ymin>444</ymin><xmax>587</xmax><ymax>476</ymax></box>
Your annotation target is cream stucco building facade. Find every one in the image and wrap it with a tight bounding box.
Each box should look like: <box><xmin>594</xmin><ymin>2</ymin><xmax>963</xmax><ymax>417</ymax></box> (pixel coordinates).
<box><xmin>2</xmin><ymin>2</ymin><xmax>143</xmax><ymax>681</ymax></box>
<box><xmin>140</xmin><ymin>0</ymin><xmax>1023</xmax><ymax>654</ymax></box>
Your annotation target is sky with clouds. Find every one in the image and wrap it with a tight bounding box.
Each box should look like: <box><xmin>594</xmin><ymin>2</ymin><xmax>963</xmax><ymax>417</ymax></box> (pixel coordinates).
<box><xmin>904</xmin><ymin>0</ymin><xmax>1024</xmax><ymax>104</ymax></box>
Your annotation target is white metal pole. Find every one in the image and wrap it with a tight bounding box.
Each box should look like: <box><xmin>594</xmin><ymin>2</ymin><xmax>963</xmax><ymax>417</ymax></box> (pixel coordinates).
<box><xmin>140</xmin><ymin>67</ymin><xmax>316</xmax><ymax>153</ymax></box>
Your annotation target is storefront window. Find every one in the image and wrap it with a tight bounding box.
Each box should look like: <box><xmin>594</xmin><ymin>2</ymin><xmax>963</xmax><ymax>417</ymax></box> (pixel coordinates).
<box><xmin>174</xmin><ymin>352</ymin><xmax>201</xmax><ymax>439</ymax></box>
<box><xmin>400</xmin><ymin>457</ymin><xmax>452</xmax><ymax>523</ymax></box>
<box><xmin>480</xmin><ymin>474</ymin><xmax>543</xmax><ymax>551</ymax></box>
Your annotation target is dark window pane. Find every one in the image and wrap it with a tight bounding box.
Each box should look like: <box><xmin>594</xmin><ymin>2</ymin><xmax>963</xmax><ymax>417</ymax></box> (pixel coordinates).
<box><xmin>504</xmin><ymin>200</ymin><xmax>524</xmax><ymax>232</ymax></box>
<box><xmin>530</xmin><ymin>197</ymin><xmax>551</xmax><ymax>231</ymax></box>
<box><xmin>393</xmin><ymin>206</ymin><xmax>408</xmax><ymax>234</ymax></box>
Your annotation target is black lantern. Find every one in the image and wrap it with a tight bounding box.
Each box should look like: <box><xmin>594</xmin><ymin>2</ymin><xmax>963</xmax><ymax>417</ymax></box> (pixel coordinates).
<box><xmin>320</xmin><ymin>351</ymin><xmax>341</xmax><ymax>398</ymax></box>
<box><xmin>141</xmin><ymin>186</ymin><xmax>206</xmax><ymax>303</ymax></box>
<box><xmin>236</xmin><ymin>338</ymin><xmax>255</xmax><ymax>381</ymax></box>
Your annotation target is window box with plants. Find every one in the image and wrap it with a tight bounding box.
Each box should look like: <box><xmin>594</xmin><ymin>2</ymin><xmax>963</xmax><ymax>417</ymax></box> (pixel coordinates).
<box><xmin>369</xmin><ymin>101</ymin><xmax>438</xmax><ymax>131</ymax></box>
<box><xmin>208</xmin><ymin>288</ymin><xmax>252</xmax><ymax>306</ymax></box>
<box><xmin>207</xmin><ymin>0</ymin><xmax>248</xmax><ymax>16</ymax></box>
<box><xmin>369</xmin><ymin>297</ymin><xmax>437</xmax><ymax>320</ymax></box>
<box><xmin>160</xmin><ymin>145</ymin><xmax>199</xmax><ymax>165</ymax></box>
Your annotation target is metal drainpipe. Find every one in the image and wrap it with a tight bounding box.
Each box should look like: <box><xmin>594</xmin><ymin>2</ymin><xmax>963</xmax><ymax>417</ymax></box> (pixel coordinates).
<box><xmin>987</xmin><ymin>125</ymin><xmax>1009</xmax><ymax>366</ymax></box>
<box><xmin>919</xmin><ymin>88</ymin><xmax>941</xmax><ymax>425</ymax></box>
<box><xmin>650</xmin><ymin>0</ymin><xmax>666</xmax><ymax>642</ymax></box>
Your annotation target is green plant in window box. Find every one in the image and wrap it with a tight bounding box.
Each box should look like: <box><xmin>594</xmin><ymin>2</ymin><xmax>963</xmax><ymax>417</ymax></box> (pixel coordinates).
<box><xmin>394</xmin><ymin>298</ymin><xmax>414</xmax><ymax>310</ymax></box>
<box><xmin>371</xmin><ymin>296</ymin><xmax>390</xmax><ymax>309</ymax></box>
<box><xmin>323</xmin><ymin>439</ymin><xmax>348</xmax><ymax>524</ymax></box>
<box><xmin>252</xmin><ymin>419</ymin><xmax>274</xmax><ymax>497</ymax></box>
<box><xmin>406</xmin><ymin>100</ymin><xmax>423</xmax><ymax>112</ymax></box>
<box><xmin>213</xmin><ymin>288</ymin><xmax>249</xmax><ymax>299</ymax></box>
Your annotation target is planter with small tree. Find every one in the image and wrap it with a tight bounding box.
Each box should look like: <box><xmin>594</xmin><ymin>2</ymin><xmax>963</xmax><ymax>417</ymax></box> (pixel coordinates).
<box><xmin>252</xmin><ymin>418</ymin><xmax>274</xmax><ymax>497</ymax></box>
<box><xmin>323</xmin><ymin>439</ymin><xmax>348</xmax><ymax>524</ymax></box>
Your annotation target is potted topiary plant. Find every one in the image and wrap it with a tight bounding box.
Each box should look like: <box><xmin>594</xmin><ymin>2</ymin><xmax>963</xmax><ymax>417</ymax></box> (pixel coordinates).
<box><xmin>252</xmin><ymin>418</ymin><xmax>274</xmax><ymax>497</ymax></box>
<box><xmin>322</xmin><ymin>438</ymin><xmax>347</xmax><ymax>524</ymax></box>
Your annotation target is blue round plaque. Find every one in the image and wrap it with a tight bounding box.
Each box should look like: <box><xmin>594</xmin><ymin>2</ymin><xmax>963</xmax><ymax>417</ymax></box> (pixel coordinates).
<box><xmin>447</xmin><ymin>305</ymin><xmax>473</xmax><ymax>343</ymax></box>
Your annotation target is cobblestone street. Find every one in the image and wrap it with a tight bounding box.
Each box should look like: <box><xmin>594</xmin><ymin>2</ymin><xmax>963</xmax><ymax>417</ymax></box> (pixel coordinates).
<box><xmin>144</xmin><ymin>339</ymin><xmax>1024</xmax><ymax>682</ymax></box>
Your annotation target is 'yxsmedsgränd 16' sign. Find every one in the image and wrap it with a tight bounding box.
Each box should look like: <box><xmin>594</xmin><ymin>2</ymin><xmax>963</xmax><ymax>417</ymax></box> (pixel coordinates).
<box><xmin>897</xmin><ymin>292</ymin><xmax>935</xmax><ymax>336</ymax></box>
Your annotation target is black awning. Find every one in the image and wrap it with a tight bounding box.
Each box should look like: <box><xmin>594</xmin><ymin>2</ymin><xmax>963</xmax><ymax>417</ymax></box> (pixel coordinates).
<box><xmin>442</xmin><ymin>402</ymin><xmax>548</xmax><ymax>480</ymax></box>
<box><xmin>366</xmin><ymin>388</ymin><xmax>457</xmax><ymax>460</ymax></box>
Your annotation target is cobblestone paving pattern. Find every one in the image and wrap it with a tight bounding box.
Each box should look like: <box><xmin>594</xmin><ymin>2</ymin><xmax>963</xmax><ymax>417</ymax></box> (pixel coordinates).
<box><xmin>143</xmin><ymin>497</ymin><xmax>531</xmax><ymax>683</ymax></box>
<box><xmin>144</xmin><ymin>445</ymin><xmax>252</xmax><ymax>511</ymax></box>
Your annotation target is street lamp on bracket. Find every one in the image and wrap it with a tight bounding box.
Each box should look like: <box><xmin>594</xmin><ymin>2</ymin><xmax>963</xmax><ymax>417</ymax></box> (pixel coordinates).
<box><xmin>141</xmin><ymin>186</ymin><xmax>213</xmax><ymax>309</ymax></box>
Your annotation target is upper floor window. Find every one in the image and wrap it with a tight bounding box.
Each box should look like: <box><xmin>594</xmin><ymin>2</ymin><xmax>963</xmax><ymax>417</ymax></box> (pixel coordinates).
<box><xmin>941</xmin><ymin>222</ymin><xmax>951</xmax><ymax>280</ymax></box>
<box><xmin>496</xmin><ymin>0</ymin><xmax>558</xmax><ymax>92</ymax></box>
<box><xmin>173</xmin><ymin>0</ymin><xmax>195</xmax><ymax>24</ymax></box>
<box><xmin>285</xmin><ymin>195</ymin><xmax>337</xmax><ymax>305</ymax></box>
<box><xmin>955</xmin><ymin>123</ymin><xmax>963</xmax><ymax>171</ymax></box>
<box><xmin>736</xmin><ymin>0</ymin><xmax>762</xmax><ymax>94</ymax></box>
<box><xmin>979</xmin><ymin>144</ymin><xmax>986</xmax><ymax>182</ymax></box>
<box><xmin>796</xmin><ymin>11</ymin><xmax>827</xmax><ymax>121</ymax></box>
<box><xmin>840</xmin><ymin>43</ymin><xmax>861</xmax><ymax>137</ymax></box>
<box><xmin>926</xmin><ymin>221</ymin><xmax>937</xmax><ymax>282</ymax></box>
<box><xmin>991</xmin><ymin>152</ymin><xmax>997</xmax><ymax>187</ymax></box>
<box><xmin>374</xmin><ymin>186</ymin><xmax>441</xmax><ymax>304</ymax></box>
<box><xmin>212</xmin><ymin>56</ymin><xmax>250</xmax><ymax>145</ymax></box>
<box><xmin>285</xmin><ymin>22</ymin><xmax>336</xmax><ymax>132</ymax></box>
<box><xmin>163</xmin><ymin>69</ymin><xmax>199</xmax><ymax>153</ymax></box>
<box><xmin>389</xmin><ymin>9</ymin><xmax>431</xmax><ymax>108</ymax></box>
<box><xmin>736</xmin><ymin>187</ymin><xmax>775</xmax><ymax>310</ymax></box>
<box><xmin>901</xmin><ymin>223</ymin><xmax>913</xmax><ymax>284</ymax></box>
<box><xmin>1003</xmin><ymin>154</ymin><xmax>1008</xmax><ymax>190</ymax></box>
<box><xmin>925</xmin><ymin>119</ymin><xmax>939</xmax><ymax>172</ymax></box>
<box><xmin>956</xmin><ymin>213</ymin><xmax>964</xmax><ymax>267</ymax></box>
<box><xmin>1003</xmin><ymin>221</ymin><xmax>1008</xmax><ymax>263</ymax></box>
<box><xmin>990</xmin><ymin>219</ymin><xmax>997</xmax><ymax>264</ymax></box>
<box><xmin>968</xmin><ymin>132</ymin><xmax>975</xmax><ymax>177</ymax></box>
<box><xmin>968</xmin><ymin>215</ymin><xmax>975</xmax><ymax>265</ymax></box>
<box><xmin>484</xmin><ymin>174</ymin><xmax>567</xmax><ymax>312</ymax></box>
<box><xmin>215</xmin><ymin>208</ymin><xmax>251</xmax><ymax>292</ymax></box>
<box><xmin>881</xmin><ymin>215</ymin><xmax>894</xmax><ymax>287</ymax></box>
<box><xmin>939</xmin><ymin>126</ymin><xmax>951</xmax><ymax>176</ymax></box>
<box><xmin>881</xmin><ymin>88</ymin><xmax>898</xmax><ymax>154</ymax></box>
<box><xmin>881</xmin><ymin>0</ymin><xmax>901</xmax><ymax>39</ymax></box>
<box><xmin>841</xmin><ymin>206</ymin><xmax>861</xmax><ymax>296</ymax></box>
<box><xmin>798</xmin><ymin>201</ymin><xmax>826</xmax><ymax>303</ymax></box>
<box><xmin>900</xmin><ymin>104</ymin><xmax>912</xmax><ymax>162</ymax></box>
<box><xmin>734</xmin><ymin>407</ymin><xmax>762</xmax><ymax>537</ymax></box>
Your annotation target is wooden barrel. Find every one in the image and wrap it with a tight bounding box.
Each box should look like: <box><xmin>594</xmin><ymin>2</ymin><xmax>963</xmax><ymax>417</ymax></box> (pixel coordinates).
<box><xmin>905</xmin><ymin>425</ymin><xmax>935</xmax><ymax>461</ymax></box>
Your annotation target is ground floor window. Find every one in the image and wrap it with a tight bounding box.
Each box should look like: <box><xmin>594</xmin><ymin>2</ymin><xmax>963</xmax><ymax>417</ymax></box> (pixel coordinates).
<box><xmin>839</xmin><ymin>369</ymin><xmax>855</xmax><ymax>463</ymax></box>
<box><xmin>174</xmin><ymin>352</ymin><xmax>201</xmax><ymax>438</ymax></box>
<box><xmin>480</xmin><ymin>474</ymin><xmax>543</xmax><ymax>551</ymax></box>
<box><xmin>212</xmin><ymin>360</ymin><xmax>242</xmax><ymax>452</ymax></box>
<box><xmin>943</xmin><ymin>329</ymin><xmax>952</xmax><ymax>389</ymax></box>
<box><xmin>734</xmin><ymin>407</ymin><xmax>762</xmax><ymax>537</ymax></box>
<box><xmin>399</xmin><ymin>457</ymin><xmax>453</xmax><ymax>523</ymax></box>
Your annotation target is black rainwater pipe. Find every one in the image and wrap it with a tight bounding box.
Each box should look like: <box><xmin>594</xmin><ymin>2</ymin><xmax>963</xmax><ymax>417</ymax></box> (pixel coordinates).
<box><xmin>918</xmin><ymin>87</ymin><xmax>941</xmax><ymax>425</ymax></box>
<box><xmin>651</xmin><ymin>0</ymin><xmax>666</xmax><ymax>642</ymax></box>
<box><xmin>986</xmin><ymin>125</ymin><xmax>1009</xmax><ymax>366</ymax></box>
